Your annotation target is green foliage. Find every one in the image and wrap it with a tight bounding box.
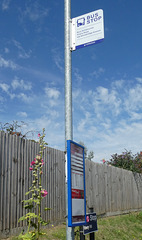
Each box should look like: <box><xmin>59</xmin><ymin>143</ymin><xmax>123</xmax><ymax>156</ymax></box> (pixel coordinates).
<box><xmin>107</xmin><ymin>150</ymin><xmax>142</xmax><ymax>173</ymax></box>
<box><xmin>87</xmin><ymin>151</ymin><xmax>94</xmax><ymax>161</ymax></box>
<box><xmin>18</xmin><ymin>213</ymin><xmax>38</xmax><ymax>222</ymax></box>
<box><xmin>18</xmin><ymin>129</ymin><xmax>50</xmax><ymax>240</ymax></box>
<box><xmin>78</xmin><ymin>141</ymin><xmax>94</xmax><ymax>161</ymax></box>
<box><xmin>18</xmin><ymin>230</ymin><xmax>48</xmax><ymax>240</ymax></box>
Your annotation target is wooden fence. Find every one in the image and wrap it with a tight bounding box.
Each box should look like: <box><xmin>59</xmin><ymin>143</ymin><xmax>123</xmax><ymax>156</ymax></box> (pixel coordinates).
<box><xmin>85</xmin><ymin>161</ymin><xmax>142</xmax><ymax>216</ymax></box>
<box><xmin>0</xmin><ymin>132</ymin><xmax>66</xmax><ymax>238</ymax></box>
<box><xmin>0</xmin><ymin>131</ymin><xmax>142</xmax><ymax>238</ymax></box>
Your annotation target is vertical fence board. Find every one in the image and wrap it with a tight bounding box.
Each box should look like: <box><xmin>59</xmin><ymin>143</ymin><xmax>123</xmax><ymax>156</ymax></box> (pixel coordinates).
<box><xmin>0</xmin><ymin>132</ymin><xmax>2</xmax><ymax>231</ymax></box>
<box><xmin>104</xmin><ymin>165</ymin><xmax>109</xmax><ymax>213</ymax></box>
<box><xmin>7</xmin><ymin>134</ymin><xmax>12</xmax><ymax>231</ymax></box>
<box><xmin>0</xmin><ymin>132</ymin><xmax>5</xmax><ymax>231</ymax></box>
<box><xmin>17</xmin><ymin>136</ymin><xmax>20</xmax><ymax>227</ymax></box>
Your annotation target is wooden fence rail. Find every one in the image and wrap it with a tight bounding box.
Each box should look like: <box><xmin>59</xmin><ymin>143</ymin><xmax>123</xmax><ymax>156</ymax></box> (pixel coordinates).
<box><xmin>0</xmin><ymin>131</ymin><xmax>142</xmax><ymax>238</ymax></box>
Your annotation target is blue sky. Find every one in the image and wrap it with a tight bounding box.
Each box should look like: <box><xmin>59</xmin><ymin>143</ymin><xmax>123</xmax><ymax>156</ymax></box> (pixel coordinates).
<box><xmin>0</xmin><ymin>0</ymin><xmax>142</xmax><ymax>163</ymax></box>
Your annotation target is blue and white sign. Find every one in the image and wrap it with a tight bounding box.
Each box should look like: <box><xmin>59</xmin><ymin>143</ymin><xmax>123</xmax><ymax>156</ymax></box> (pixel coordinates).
<box><xmin>83</xmin><ymin>213</ymin><xmax>98</xmax><ymax>235</ymax></box>
<box><xmin>67</xmin><ymin>140</ymin><xmax>86</xmax><ymax>227</ymax></box>
<box><xmin>71</xmin><ymin>9</ymin><xmax>104</xmax><ymax>51</ymax></box>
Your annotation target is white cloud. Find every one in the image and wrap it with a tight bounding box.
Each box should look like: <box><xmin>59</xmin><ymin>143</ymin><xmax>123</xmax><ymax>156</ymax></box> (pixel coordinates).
<box><xmin>11</xmin><ymin>77</ymin><xmax>32</xmax><ymax>90</ymax></box>
<box><xmin>17</xmin><ymin>112</ymin><xmax>28</xmax><ymax>118</ymax></box>
<box><xmin>52</xmin><ymin>48</ymin><xmax>64</xmax><ymax>72</ymax></box>
<box><xmin>2</xmin><ymin>0</ymin><xmax>11</xmax><ymax>10</ymax></box>
<box><xmin>16</xmin><ymin>114</ymin><xmax>64</xmax><ymax>150</ymax></box>
<box><xmin>73</xmin><ymin>68</ymin><xmax>83</xmax><ymax>85</ymax></box>
<box><xmin>71</xmin><ymin>78</ymin><xmax>142</xmax><ymax>163</ymax></box>
<box><xmin>33</xmin><ymin>116</ymin><xmax>64</xmax><ymax>149</ymax></box>
<box><xmin>73</xmin><ymin>89</ymin><xmax>81</xmax><ymax>100</ymax></box>
<box><xmin>13</xmin><ymin>40</ymin><xmax>31</xmax><ymax>59</ymax></box>
<box><xmin>74</xmin><ymin>117</ymin><xmax>142</xmax><ymax>163</ymax></box>
<box><xmin>45</xmin><ymin>87</ymin><xmax>60</xmax><ymax>99</ymax></box>
<box><xmin>136</xmin><ymin>77</ymin><xmax>142</xmax><ymax>83</ymax></box>
<box><xmin>0</xmin><ymin>83</ymin><xmax>10</xmax><ymax>93</ymax></box>
<box><xmin>129</xmin><ymin>112</ymin><xmax>142</xmax><ymax>121</ymax></box>
<box><xmin>17</xmin><ymin>1</ymin><xmax>50</xmax><ymax>33</ymax></box>
<box><xmin>0</xmin><ymin>83</ymin><xmax>15</xmax><ymax>99</ymax></box>
<box><xmin>95</xmin><ymin>121</ymin><xmax>142</xmax><ymax>161</ymax></box>
<box><xmin>71</xmin><ymin>79</ymin><xmax>142</xmax><ymax>162</ymax></box>
<box><xmin>124</xmin><ymin>84</ymin><xmax>142</xmax><ymax>112</ymax></box>
<box><xmin>0</xmin><ymin>80</ymin><xmax>33</xmax><ymax>102</ymax></box>
<box><xmin>25</xmin><ymin>67</ymin><xmax>63</xmax><ymax>86</ymax></box>
<box><xmin>73</xmin><ymin>86</ymin><xmax>122</xmax><ymax>120</ymax></box>
<box><xmin>22</xmin><ymin>1</ymin><xmax>49</xmax><ymax>22</ymax></box>
<box><xmin>47</xmin><ymin>109</ymin><xmax>59</xmax><ymax>118</ymax></box>
<box><xmin>0</xmin><ymin>56</ymin><xmax>17</xmax><ymax>69</ymax></box>
<box><xmin>91</xmin><ymin>67</ymin><xmax>105</xmax><ymax>79</ymax></box>
<box><xmin>0</xmin><ymin>95</ymin><xmax>4</xmax><ymax>102</ymax></box>
<box><xmin>17</xmin><ymin>93</ymin><xmax>33</xmax><ymax>103</ymax></box>
<box><xmin>93</xmin><ymin>86</ymin><xmax>121</xmax><ymax>118</ymax></box>
<box><xmin>77</xmin><ymin>111</ymin><xmax>95</xmax><ymax>133</ymax></box>
<box><xmin>101</xmin><ymin>118</ymin><xmax>112</xmax><ymax>130</ymax></box>
<box><xmin>4</xmin><ymin>48</ymin><xmax>9</xmax><ymax>53</ymax></box>
<box><xmin>111</xmin><ymin>79</ymin><xmax>124</xmax><ymax>89</ymax></box>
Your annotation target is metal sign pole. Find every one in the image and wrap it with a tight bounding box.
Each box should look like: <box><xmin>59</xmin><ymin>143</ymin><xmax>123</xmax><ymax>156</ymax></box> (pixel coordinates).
<box><xmin>64</xmin><ymin>0</ymin><xmax>74</xmax><ymax>239</ymax></box>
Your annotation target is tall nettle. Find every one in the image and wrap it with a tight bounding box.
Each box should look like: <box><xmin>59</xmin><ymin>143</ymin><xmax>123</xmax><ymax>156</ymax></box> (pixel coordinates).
<box><xmin>18</xmin><ymin>128</ymin><xmax>49</xmax><ymax>240</ymax></box>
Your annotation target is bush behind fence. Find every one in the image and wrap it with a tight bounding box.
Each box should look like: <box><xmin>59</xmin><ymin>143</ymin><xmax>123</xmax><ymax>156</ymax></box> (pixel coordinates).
<box><xmin>0</xmin><ymin>131</ymin><xmax>142</xmax><ymax>238</ymax></box>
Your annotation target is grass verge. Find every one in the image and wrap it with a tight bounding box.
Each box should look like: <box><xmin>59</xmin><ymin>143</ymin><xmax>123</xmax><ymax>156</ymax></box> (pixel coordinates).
<box><xmin>5</xmin><ymin>211</ymin><xmax>142</xmax><ymax>240</ymax></box>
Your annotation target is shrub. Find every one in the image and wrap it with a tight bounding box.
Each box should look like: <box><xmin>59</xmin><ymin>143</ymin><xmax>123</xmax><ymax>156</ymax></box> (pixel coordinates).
<box><xmin>107</xmin><ymin>150</ymin><xmax>142</xmax><ymax>173</ymax></box>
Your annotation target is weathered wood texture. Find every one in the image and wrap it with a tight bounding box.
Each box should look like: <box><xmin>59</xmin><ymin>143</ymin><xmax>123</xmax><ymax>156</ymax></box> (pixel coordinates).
<box><xmin>0</xmin><ymin>131</ymin><xmax>142</xmax><ymax>237</ymax></box>
<box><xmin>85</xmin><ymin>161</ymin><xmax>142</xmax><ymax>215</ymax></box>
<box><xmin>0</xmin><ymin>132</ymin><xmax>65</xmax><ymax>237</ymax></box>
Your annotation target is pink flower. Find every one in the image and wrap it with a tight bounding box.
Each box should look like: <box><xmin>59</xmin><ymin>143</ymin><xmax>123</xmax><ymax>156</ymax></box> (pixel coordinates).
<box><xmin>102</xmin><ymin>159</ymin><xmax>106</xmax><ymax>164</ymax></box>
<box><xmin>31</xmin><ymin>161</ymin><xmax>36</xmax><ymax>165</ymax></box>
<box><xmin>29</xmin><ymin>167</ymin><xmax>33</xmax><ymax>170</ymax></box>
<box><xmin>41</xmin><ymin>190</ymin><xmax>48</xmax><ymax>197</ymax></box>
<box><xmin>41</xmin><ymin>159</ymin><xmax>44</xmax><ymax>165</ymax></box>
<box><xmin>38</xmin><ymin>133</ymin><xmax>41</xmax><ymax>137</ymax></box>
<box><xmin>86</xmin><ymin>216</ymin><xmax>89</xmax><ymax>222</ymax></box>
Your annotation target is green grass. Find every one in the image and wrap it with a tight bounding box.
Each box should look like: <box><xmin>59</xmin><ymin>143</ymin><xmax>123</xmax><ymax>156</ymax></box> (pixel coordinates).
<box><xmin>7</xmin><ymin>211</ymin><xmax>142</xmax><ymax>240</ymax></box>
<box><xmin>95</xmin><ymin>211</ymin><xmax>142</xmax><ymax>240</ymax></box>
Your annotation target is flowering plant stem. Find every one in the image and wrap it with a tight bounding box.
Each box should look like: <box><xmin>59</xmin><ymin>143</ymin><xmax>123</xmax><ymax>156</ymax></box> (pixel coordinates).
<box><xmin>18</xmin><ymin>128</ymin><xmax>49</xmax><ymax>240</ymax></box>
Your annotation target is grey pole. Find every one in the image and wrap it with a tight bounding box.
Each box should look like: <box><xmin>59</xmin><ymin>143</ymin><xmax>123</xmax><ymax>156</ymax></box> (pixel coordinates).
<box><xmin>64</xmin><ymin>0</ymin><xmax>72</xmax><ymax>143</ymax></box>
<box><xmin>64</xmin><ymin>0</ymin><xmax>74</xmax><ymax>239</ymax></box>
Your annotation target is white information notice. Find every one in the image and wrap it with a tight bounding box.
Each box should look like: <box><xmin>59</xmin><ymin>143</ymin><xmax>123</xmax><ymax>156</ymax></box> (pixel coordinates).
<box><xmin>71</xmin><ymin>9</ymin><xmax>104</xmax><ymax>50</ymax></box>
<box><xmin>71</xmin><ymin>143</ymin><xmax>85</xmax><ymax>223</ymax></box>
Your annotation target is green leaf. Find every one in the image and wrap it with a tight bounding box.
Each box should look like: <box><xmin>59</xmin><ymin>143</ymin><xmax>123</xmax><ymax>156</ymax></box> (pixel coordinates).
<box><xmin>26</xmin><ymin>212</ymin><xmax>38</xmax><ymax>218</ymax></box>
<box><xmin>24</xmin><ymin>204</ymin><xmax>34</xmax><ymax>210</ymax></box>
<box><xmin>44</xmin><ymin>207</ymin><xmax>51</xmax><ymax>211</ymax></box>
<box><xmin>18</xmin><ymin>231</ymin><xmax>33</xmax><ymax>240</ymax></box>
<box><xmin>25</xmin><ymin>190</ymin><xmax>32</xmax><ymax>196</ymax></box>
<box><xmin>23</xmin><ymin>199</ymin><xmax>33</xmax><ymax>204</ymax></box>
<box><xmin>18</xmin><ymin>215</ymin><xmax>27</xmax><ymax>222</ymax></box>
<box><xmin>18</xmin><ymin>212</ymin><xmax>38</xmax><ymax>222</ymax></box>
<box><xmin>38</xmin><ymin>230</ymin><xmax>48</xmax><ymax>236</ymax></box>
<box><xmin>23</xmin><ymin>198</ymin><xmax>40</xmax><ymax>207</ymax></box>
<box><xmin>30</xmin><ymin>221</ymin><xmax>37</xmax><ymax>229</ymax></box>
<box><xmin>41</xmin><ymin>220</ymin><xmax>50</xmax><ymax>226</ymax></box>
